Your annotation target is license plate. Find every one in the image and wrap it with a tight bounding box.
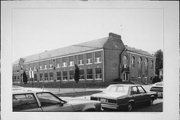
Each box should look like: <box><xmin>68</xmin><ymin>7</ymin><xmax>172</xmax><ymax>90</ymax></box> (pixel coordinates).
<box><xmin>100</xmin><ymin>98</ymin><xmax>107</xmax><ymax>103</ymax></box>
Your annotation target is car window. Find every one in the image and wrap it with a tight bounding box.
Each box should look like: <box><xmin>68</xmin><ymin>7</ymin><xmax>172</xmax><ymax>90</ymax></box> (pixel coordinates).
<box><xmin>36</xmin><ymin>92</ymin><xmax>61</xmax><ymax>107</ymax></box>
<box><xmin>105</xmin><ymin>85</ymin><xmax>129</xmax><ymax>94</ymax></box>
<box><xmin>131</xmin><ymin>87</ymin><xmax>139</xmax><ymax>95</ymax></box>
<box><xmin>137</xmin><ymin>86</ymin><xmax>146</xmax><ymax>94</ymax></box>
<box><xmin>13</xmin><ymin>93</ymin><xmax>38</xmax><ymax>111</ymax></box>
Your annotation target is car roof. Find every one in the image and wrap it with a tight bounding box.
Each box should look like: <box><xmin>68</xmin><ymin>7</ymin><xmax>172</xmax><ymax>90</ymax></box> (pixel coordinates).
<box><xmin>12</xmin><ymin>88</ymin><xmax>48</xmax><ymax>94</ymax></box>
<box><xmin>108</xmin><ymin>84</ymin><xmax>141</xmax><ymax>87</ymax></box>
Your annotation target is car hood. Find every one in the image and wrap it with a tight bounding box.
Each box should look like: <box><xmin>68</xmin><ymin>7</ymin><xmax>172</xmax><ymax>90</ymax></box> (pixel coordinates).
<box><xmin>91</xmin><ymin>91</ymin><xmax>128</xmax><ymax>99</ymax></box>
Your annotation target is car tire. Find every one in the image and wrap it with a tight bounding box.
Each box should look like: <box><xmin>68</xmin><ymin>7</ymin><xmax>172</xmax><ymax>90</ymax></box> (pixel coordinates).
<box><xmin>127</xmin><ymin>103</ymin><xmax>133</xmax><ymax>112</ymax></box>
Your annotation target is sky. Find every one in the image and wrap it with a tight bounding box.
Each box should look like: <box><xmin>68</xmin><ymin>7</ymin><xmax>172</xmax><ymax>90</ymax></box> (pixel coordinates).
<box><xmin>12</xmin><ymin>7</ymin><xmax>163</xmax><ymax>62</ymax></box>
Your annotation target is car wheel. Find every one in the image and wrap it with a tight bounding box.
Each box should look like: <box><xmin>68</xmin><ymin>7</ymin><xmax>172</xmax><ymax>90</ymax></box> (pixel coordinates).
<box><xmin>127</xmin><ymin>103</ymin><xmax>133</xmax><ymax>111</ymax></box>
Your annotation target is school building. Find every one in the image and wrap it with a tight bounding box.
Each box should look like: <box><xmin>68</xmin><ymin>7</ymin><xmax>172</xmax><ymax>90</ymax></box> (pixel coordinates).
<box><xmin>12</xmin><ymin>33</ymin><xmax>155</xmax><ymax>86</ymax></box>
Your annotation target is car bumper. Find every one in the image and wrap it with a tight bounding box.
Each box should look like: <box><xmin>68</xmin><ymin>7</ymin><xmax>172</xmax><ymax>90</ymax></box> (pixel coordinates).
<box><xmin>101</xmin><ymin>103</ymin><xmax>119</xmax><ymax>110</ymax></box>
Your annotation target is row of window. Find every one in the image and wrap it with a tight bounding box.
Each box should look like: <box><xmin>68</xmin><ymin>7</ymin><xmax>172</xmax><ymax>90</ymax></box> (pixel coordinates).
<box><xmin>21</xmin><ymin>51</ymin><xmax>102</xmax><ymax>71</ymax></box>
<box><xmin>123</xmin><ymin>55</ymin><xmax>154</xmax><ymax>69</ymax></box>
<box><xmin>13</xmin><ymin>68</ymin><xmax>102</xmax><ymax>81</ymax></box>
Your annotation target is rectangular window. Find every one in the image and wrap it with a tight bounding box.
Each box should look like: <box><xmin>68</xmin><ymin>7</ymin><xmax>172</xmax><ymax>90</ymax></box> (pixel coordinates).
<box><xmin>95</xmin><ymin>68</ymin><xmax>102</xmax><ymax>79</ymax></box>
<box><xmin>44</xmin><ymin>73</ymin><xmax>48</xmax><ymax>80</ymax></box>
<box><xmin>40</xmin><ymin>66</ymin><xmax>42</xmax><ymax>70</ymax></box>
<box><xmin>95</xmin><ymin>52</ymin><xmax>102</xmax><ymax>63</ymax></box>
<box><xmin>49</xmin><ymin>72</ymin><xmax>53</xmax><ymax>80</ymax></box>
<box><xmin>40</xmin><ymin>73</ymin><xmax>43</xmax><ymax>81</ymax></box>
<box><xmin>13</xmin><ymin>93</ymin><xmax>38</xmax><ymax>111</ymax></box>
<box><xmin>69</xmin><ymin>56</ymin><xmax>74</xmax><ymax>66</ymax></box>
<box><xmin>69</xmin><ymin>70</ymin><xmax>74</xmax><ymax>80</ymax></box>
<box><xmin>62</xmin><ymin>71</ymin><xmax>68</xmax><ymax>80</ymax></box>
<box><xmin>49</xmin><ymin>64</ymin><xmax>53</xmax><ymax>69</ymax></box>
<box><xmin>86</xmin><ymin>53</ymin><xmax>93</xmax><ymax>64</ymax></box>
<box><xmin>78</xmin><ymin>55</ymin><xmax>84</xmax><ymax>65</ymax></box>
<box><xmin>57</xmin><ymin>64</ymin><xmax>60</xmax><ymax>68</ymax></box>
<box><xmin>57</xmin><ymin>71</ymin><xmax>61</xmax><ymax>80</ymax></box>
<box><xmin>87</xmin><ymin>69</ymin><xmax>93</xmax><ymax>79</ymax></box>
<box><xmin>62</xmin><ymin>57</ymin><xmax>67</xmax><ymax>67</ymax></box>
<box><xmin>34</xmin><ymin>74</ymin><xmax>37</xmax><ymax>81</ymax></box>
<box><xmin>45</xmin><ymin>65</ymin><xmax>47</xmax><ymax>70</ymax></box>
<box><xmin>80</xmin><ymin>69</ymin><xmax>85</xmax><ymax>79</ymax></box>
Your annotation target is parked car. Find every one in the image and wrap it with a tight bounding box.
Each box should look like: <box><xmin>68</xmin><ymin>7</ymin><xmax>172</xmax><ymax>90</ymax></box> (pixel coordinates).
<box><xmin>90</xmin><ymin>84</ymin><xmax>157</xmax><ymax>111</ymax></box>
<box><xmin>150</xmin><ymin>81</ymin><xmax>163</xmax><ymax>98</ymax></box>
<box><xmin>13</xmin><ymin>89</ymin><xmax>101</xmax><ymax>112</ymax></box>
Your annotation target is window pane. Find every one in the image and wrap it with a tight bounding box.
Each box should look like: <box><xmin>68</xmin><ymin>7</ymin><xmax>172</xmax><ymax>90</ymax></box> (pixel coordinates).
<box><xmin>37</xmin><ymin>92</ymin><xmax>61</xmax><ymax>107</ymax></box>
<box><xmin>95</xmin><ymin>68</ymin><xmax>102</xmax><ymax>79</ymax></box>
<box><xmin>80</xmin><ymin>69</ymin><xmax>84</xmax><ymax>79</ymax></box>
<box><xmin>62</xmin><ymin>71</ymin><xmax>68</xmax><ymax>80</ymax></box>
<box><xmin>57</xmin><ymin>71</ymin><xmax>61</xmax><ymax>80</ymax></box>
<box><xmin>87</xmin><ymin>69</ymin><xmax>93</xmax><ymax>79</ymax></box>
<box><xmin>13</xmin><ymin>94</ymin><xmax>38</xmax><ymax>111</ymax></box>
<box><xmin>69</xmin><ymin>70</ymin><xmax>74</xmax><ymax>79</ymax></box>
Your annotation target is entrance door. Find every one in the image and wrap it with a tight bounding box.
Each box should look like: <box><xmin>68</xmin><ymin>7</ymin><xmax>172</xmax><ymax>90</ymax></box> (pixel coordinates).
<box><xmin>123</xmin><ymin>72</ymin><xmax>129</xmax><ymax>81</ymax></box>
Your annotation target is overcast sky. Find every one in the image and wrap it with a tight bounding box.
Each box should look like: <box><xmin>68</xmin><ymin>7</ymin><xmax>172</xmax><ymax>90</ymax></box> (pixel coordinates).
<box><xmin>12</xmin><ymin>7</ymin><xmax>163</xmax><ymax>62</ymax></box>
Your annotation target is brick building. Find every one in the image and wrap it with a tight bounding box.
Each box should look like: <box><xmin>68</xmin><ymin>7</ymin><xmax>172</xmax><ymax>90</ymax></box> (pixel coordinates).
<box><xmin>12</xmin><ymin>33</ymin><xmax>155</xmax><ymax>86</ymax></box>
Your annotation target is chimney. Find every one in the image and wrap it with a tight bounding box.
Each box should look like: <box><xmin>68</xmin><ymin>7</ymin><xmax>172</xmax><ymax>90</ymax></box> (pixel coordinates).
<box><xmin>109</xmin><ymin>33</ymin><xmax>121</xmax><ymax>40</ymax></box>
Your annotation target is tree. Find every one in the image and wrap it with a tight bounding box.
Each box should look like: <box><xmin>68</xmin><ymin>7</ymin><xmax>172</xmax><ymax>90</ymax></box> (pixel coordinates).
<box><xmin>154</xmin><ymin>49</ymin><xmax>163</xmax><ymax>75</ymax></box>
<box><xmin>74</xmin><ymin>64</ymin><xmax>80</xmax><ymax>83</ymax></box>
<box><xmin>23</xmin><ymin>71</ymin><xmax>28</xmax><ymax>84</ymax></box>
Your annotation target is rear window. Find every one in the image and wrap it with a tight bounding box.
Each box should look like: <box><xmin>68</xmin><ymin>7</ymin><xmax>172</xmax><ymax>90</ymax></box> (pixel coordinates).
<box><xmin>13</xmin><ymin>93</ymin><xmax>38</xmax><ymax>111</ymax></box>
<box><xmin>150</xmin><ymin>87</ymin><xmax>163</xmax><ymax>92</ymax></box>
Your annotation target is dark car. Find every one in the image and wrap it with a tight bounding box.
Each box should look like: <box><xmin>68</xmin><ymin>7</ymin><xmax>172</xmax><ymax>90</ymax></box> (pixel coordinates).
<box><xmin>90</xmin><ymin>84</ymin><xmax>157</xmax><ymax>111</ymax></box>
<box><xmin>13</xmin><ymin>89</ymin><xmax>101</xmax><ymax>112</ymax></box>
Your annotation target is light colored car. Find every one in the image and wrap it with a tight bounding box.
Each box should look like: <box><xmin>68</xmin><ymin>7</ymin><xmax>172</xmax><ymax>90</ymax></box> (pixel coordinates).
<box><xmin>13</xmin><ymin>89</ymin><xmax>101</xmax><ymax>112</ymax></box>
<box><xmin>150</xmin><ymin>81</ymin><xmax>163</xmax><ymax>98</ymax></box>
<box><xmin>90</xmin><ymin>84</ymin><xmax>157</xmax><ymax>111</ymax></box>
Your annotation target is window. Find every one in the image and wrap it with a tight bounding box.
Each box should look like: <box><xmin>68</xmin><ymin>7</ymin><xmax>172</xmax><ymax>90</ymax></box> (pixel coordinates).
<box><xmin>62</xmin><ymin>71</ymin><xmax>68</xmax><ymax>80</ymax></box>
<box><xmin>69</xmin><ymin>56</ymin><xmax>74</xmax><ymax>66</ymax></box>
<box><xmin>87</xmin><ymin>69</ymin><xmax>93</xmax><ymax>79</ymax></box>
<box><xmin>69</xmin><ymin>70</ymin><xmax>74</xmax><ymax>80</ymax></box>
<box><xmin>131</xmin><ymin>87</ymin><xmax>139</xmax><ymax>95</ymax></box>
<box><xmin>45</xmin><ymin>65</ymin><xmax>47</xmax><ymax>70</ymax></box>
<box><xmin>34</xmin><ymin>74</ymin><xmax>37</xmax><ymax>81</ymax></box>
<box><xmin>36</xmin><ymin>92</ymin><xmax>61</xmax><ymax>107</ymax></box>
<box><xmin>123</xmin><ymin>56</ymin><xmax>128</xmax><ymax>68</ymax></box>
<box><xmin>34</xmin><ymin>66</ymin><xmax>36</xmax><ymax>71</ymax></box>
<box><xmin>44</xmin><ymin>73</ymin><xmax>48</xmax><ymax>80</ymax></box>
<box><xmin>95</xmin><ymin>68</ymin><xmax>102</xmax><ymax>79</ymax></box>
<box><xmin>138</xmin><ymin>57</ymin><xmax>142</xmax><ymax>77</ymax></box>
<box><xmin>40</xmin><ymin>66</ymin><xmax>42</xmax><ymax>70</ymax></box>
<box><xmin>86</xmin><ymin>53</ymin><xmax>93</xmax><ymax>64</ymax></box>
<box><xmin>95</xmin><ymin>52</ymin><xmax>102</xmax><ymax>63</ymax></box>
<box><xmin>13</xmin><ymin>94</ymin><xmax>38</xmax><ymax>111</ymax></box>
<box><xmin>137</xmin><ymin>86</ymin><xmax>146</xmax><ymax>94</ymax></box>
<box><xmin>151</xmin><ymin>60</ymin><xmax>154</xmax><ymax>69</ymax></box>
<box><xmin>145</xmin><ymin>58</ymin><xmax>148</xmax><ymax>75</ymax></box>
<box><xmin>131</xmin><ymin>56</ymin><xmax>135</xmax><ymax>67</ymax></box>
<box><xmin>40</xmin><ymin>73</ymin><xmax>43</xmax><ymax>81</ymax></box>
<box><xmin>80</xmin><ymin>69</ymin><xmax>84</xmax><ymax>79</ymax></box>
<box><xmin>49</xmin><ymin>72</ymin><xmax>53</xmax><ymax>80</ymax></box>
<box><xmin>78</xmin><ymin>55</ymin><xmax>84</xmax><ymax>65</ymax></box>
<box><xmin>49</xmin><ymin>64</ymin><xmax>53</xmax><ymax>69</ymax></box>
<box><xmin>57</xmin><ymin>64</ymin><xmax>60</xmax><ymax>68</ymax></box>
<box><xmin>62</xmin><ymin>57</ymin><xmax>67</xmax><ymax>67</ymax></box>
<box><xmin>57</xmin><ymin>71</ymin><xmax>61</xmax><ymax>80</ymax></box>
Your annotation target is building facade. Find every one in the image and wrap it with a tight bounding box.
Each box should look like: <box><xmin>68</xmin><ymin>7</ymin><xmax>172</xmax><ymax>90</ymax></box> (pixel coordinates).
<box><xmin>12</xmin><ymin>33</ymin><xmax>155</xmax><ymax>85</ymax></box>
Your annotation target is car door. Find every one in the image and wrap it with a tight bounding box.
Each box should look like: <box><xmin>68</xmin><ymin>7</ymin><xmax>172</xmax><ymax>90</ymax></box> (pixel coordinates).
<box><xmin>130</xmin><ymin>86</ymin><xmax>142</xmax><ymax>104</ymax></box>
<box><xmin>13</xmin><ymin>93</ymin><xmax>42</xmax><ymax>112</ymax></box>
<box><xmin>137</xmin><ymin>86</ymin><xmax>150</xmax><ymax>103</ymax></box>
<box><xmin>36</xmin><ymin>92</ymin><xmax>74</xmax><ymax>112</ymax></box>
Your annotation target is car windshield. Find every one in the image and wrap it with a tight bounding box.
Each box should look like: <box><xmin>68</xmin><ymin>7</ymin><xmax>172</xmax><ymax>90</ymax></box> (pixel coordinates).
<box><xmin>104</xmin><ymin>85</ymin><xmax>129</xmax><ymax>94</ymax></box>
